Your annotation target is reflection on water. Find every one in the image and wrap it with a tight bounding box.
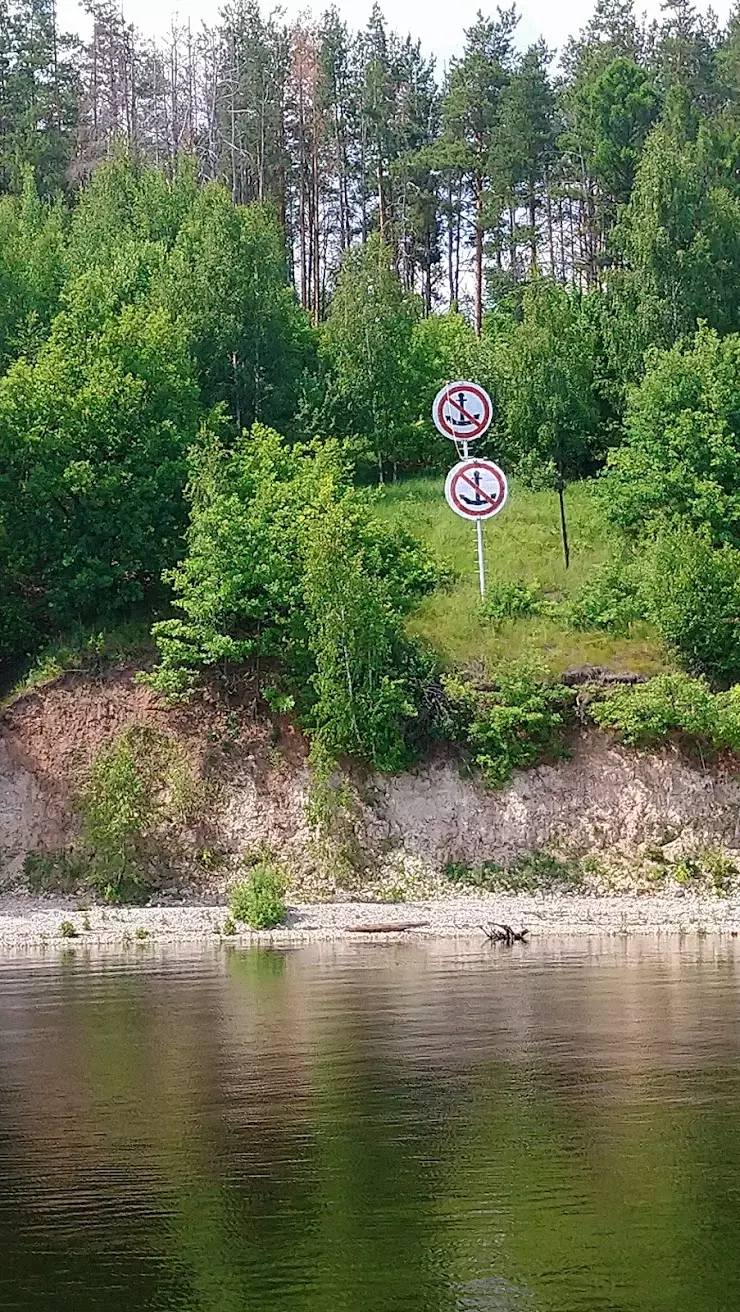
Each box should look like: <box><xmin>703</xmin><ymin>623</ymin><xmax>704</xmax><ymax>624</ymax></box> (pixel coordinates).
<box><xmin>1</xmin><ymin>937</ymin><xmax>740</xmax><ymax>1311</ymax></box>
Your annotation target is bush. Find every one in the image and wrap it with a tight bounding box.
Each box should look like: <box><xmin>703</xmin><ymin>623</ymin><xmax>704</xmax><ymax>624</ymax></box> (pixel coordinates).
<box><xmin>590</xmin><ymin>672</ymin><xmax>720</xmax><ymax>747</ymax></box>
<box><xmin>568</xmin><ymin>556</ymin><xmax>644</xmax><ymax>634</ymax></box>
<box><xmin>641</xmin><ymin>530</ymin><xmax>740</xmax><ymax>684</ymax></box>
<box><xmin>602</xmin><ymin>326</ymin><xmax>740</xmax><ymax>544</ymax></box>
<box><xmin>229</xmin><ymin>863</ymin><xmax>286</xmax><ymax>929</ymax></box>
<box><xmin>479</xmin><ymin>578</ymin><xmax>547</xmax><ymax>626</ymax></box>
<box><xmin>149</xmin><ymin>426</ymin><xmax>442</xmax><ymax>772</ymax></box>
<box><xmin>444</xmin><ymin>663</ymin><xmax>574</xmax><ymax>788</ymax></box>
<box><xmin>78</xmin><ymin>725</ymin><xmax>203</xmax><ymax>903</ymax></box>
<box><xmin>443</xmin><ymin>851</ymin><xmax>581</xmax><ymax>891</ymax></box>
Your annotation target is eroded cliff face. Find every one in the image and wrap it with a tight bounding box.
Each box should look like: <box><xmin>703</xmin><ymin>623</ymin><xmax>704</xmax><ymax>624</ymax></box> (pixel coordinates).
<box><xmin>3</xmin><ymin>668</ymin><xmax>740</xmax><ymax>889</ymax></box>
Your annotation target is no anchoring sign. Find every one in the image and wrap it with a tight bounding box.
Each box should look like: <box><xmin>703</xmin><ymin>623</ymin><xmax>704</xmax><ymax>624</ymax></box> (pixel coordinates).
<box><xmin>432</xmin><ymin>380</ymin><xmax>493</xmax><ymax>442</ymax></box>
<box><xmin>444</xmin><ymin>459</ymin><xmax>508</xmax><ymax>521</ymax></box>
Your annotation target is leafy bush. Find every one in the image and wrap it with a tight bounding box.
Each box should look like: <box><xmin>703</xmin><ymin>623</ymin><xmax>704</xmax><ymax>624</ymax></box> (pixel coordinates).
<box><xmin>229</xmin><ymin>863</ymin><xmax>286</xmax><ymax>929</ymax></box>
<box><xmin>603</xmin><ymin>326</ymin><xmax>740</xmax><ymax>545</ymax></box>
<box><xmin>568</xmin><ymin>556</ymin><xmax>644</xmax><ymax>634</ymax></box>
<box><xmin>641</xmin><ymin>530</ymin><xmax>740</xmax><ymax>684</ymax></box>
<box><xmin>444</xmin><ymin>663</ymin><xmax>574</xmax><ymax>788</ymax></box>
<box><xmin>479</xmin><ymin>578</ymin><xmax>546</xmax><ymax>626</ymax></box>
<box><xmin>149</xmin><ymin>426</ymin><xmax>442</xmax><ymax>771</ymax></box>
<box><xmin>590</xmin><ymin>673</ymin><xmax>724</xmax><ymax>747</ymax></box>
<box><xmin>23</xmin><ymin>850</ymin><xmax>86</xmax><ymax>894</ymax></box>
<box><xmin>444</xmin><ymin>851</ymin><xmax>581</xmax><ymax>891</ymax></box>
<box><xmin>78</xmin><ymin>725</ymin><xmax>203</xmax><ymax>903</ymax></box>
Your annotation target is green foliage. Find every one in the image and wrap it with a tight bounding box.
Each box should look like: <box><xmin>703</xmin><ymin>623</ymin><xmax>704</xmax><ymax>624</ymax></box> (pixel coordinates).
<box><xmin>603</xmin><ymin>326</ymin><xmax>740</xmax><ymax>545</ymax></box>
<box><xmin>444</xmin><ymin>663</ymin><xmax>574</xmax><ymax>788</ymax></box>
<box><xmin>303</xmin><ymin>502</ymin><xmax>437</xmax><ymax>770</ymax></box>
<box><xmin>589</xmin><ymin>672</ymin><xmax>740</xmax><ymax>750</ymax></box>
<box><xmin>59</xmin><ymin>920</ymin><xmax>78</xmax><ymax>939</ymax></box>
<box><xmin>444</xmin><ymin>850</ymin><xmax>581</xmax><ymax>891</ymax></box>
<box><xmin>568</xmin><ymin>556</ymin><xmax>644</xmax><ymax>634</ymax></box>
<box><xmin>494</xmin><ymin>278</ymin><xmax>601</xmax><ymax>485</ymax></box>
<box><xmin>616</xmin><ymin>122</ymin><xmax>740</xmax><ymax>346</ymax></box>
<box><xmin>23</xmin><ymin>850</ymin><xmax>85</xmax><ymax>894</ymax></box>
<box><xmin>78</xmin><ymin>725</ymin><xmax>203</xmax><ymax>903</ymax></box>
<box><xmin>148</xmin><ymin>426</ymin><xmax>441</xmax><ymax>770</ymax></box>
<box><xmin>0</xmin><ymin>290</ymin><xmax>204</xmax><ymax>657</ymax></box>
<box><xmin>642</xmin><ymin>530</ymin><xmax>740</xmax><ymax>683</ymax></box>
<box><xmin>0</xmin><ymin>7</ymin><xmax>79</xmax><ymax>198</ymax></box>
<box><xmin>229</xmin><ymin>863</ymin><xmax>287</xmax><ymax>929</ymax></box>
<box><xmin>319</xmin><ymin>234</ymin><xmax>420</xmax><ymax>477</ymax></box>
<box><xmin>569</xmin><ymin>57</ymin><xmax>660</xmax><ymax>205</ymax></box>
<box><xmin>0</xmin><ymin>172</ymin><xmax>68</xmax><ymax>370</ymax></box>
<box><xmin>156</xmin><ymin>184</ymin><xmax>316</xmax><ymax>430</ymax></box>
<box><xmin>479</xmin><ymin>578</ymin><xmax>548</xmax><ymax>626</ymax></box>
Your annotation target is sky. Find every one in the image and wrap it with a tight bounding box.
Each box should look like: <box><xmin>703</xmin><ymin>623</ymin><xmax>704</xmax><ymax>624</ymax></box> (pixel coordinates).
<box><xmin>57</xmin><ymin>0</ymin><xmax>735</xmax><ymax>69</ymax></box>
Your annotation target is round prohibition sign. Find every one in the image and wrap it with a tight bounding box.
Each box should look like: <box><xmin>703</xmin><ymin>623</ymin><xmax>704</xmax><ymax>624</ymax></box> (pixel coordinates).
<box><xmin>445</xmin><ymin>459</ymin><xmax>508</xmax><ymax>521</ymax></box>
<box><xmin>432</xmin><ymin>380</ymin><xmax>493</xmax><ymax>441</ymax></box>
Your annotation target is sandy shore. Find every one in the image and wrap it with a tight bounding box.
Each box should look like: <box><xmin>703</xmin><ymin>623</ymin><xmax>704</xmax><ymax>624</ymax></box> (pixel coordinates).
<box><xmin>1</xmin><ymin>891</ymin><xmax>740</xmax><ymax>948</ymax></box>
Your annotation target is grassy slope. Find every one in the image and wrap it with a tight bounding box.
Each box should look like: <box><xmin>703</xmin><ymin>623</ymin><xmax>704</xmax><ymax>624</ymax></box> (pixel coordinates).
<box><xmin>375</xmin><ymin>476</ymin><xmax>669</xmax><ymax>676</ymax></box>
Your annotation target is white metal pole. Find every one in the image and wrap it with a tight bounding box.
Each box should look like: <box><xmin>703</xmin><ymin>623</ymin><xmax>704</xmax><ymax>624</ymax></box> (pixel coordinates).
<box><xmin>477</xmin><ymin>519</ymin><xmax>486</xmax><ymax>597</ymax></box>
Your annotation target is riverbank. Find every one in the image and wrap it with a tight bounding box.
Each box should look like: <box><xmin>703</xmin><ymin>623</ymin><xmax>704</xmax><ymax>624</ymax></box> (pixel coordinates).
<box><xmin>2</xmin><ymin>891</ymin><xmax>740</xmax><ymax>948</ymax></box>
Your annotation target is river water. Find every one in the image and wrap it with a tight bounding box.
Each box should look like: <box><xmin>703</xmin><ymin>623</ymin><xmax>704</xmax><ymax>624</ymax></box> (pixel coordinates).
<box><xmin>1</xmin><ymin>938</ymin><xmax>739</xmax><ymax>1311</ymax></box>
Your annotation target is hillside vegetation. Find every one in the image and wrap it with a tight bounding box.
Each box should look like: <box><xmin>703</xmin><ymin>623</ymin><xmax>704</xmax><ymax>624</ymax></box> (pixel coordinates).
<box><xmin>376</xmin><ymin>479</ymin><xmax>667</xmax><ymax>674</ymax></box>
<box><xmin>5</xmin><ymin>0</ymin><xmax>740</xmax><ymax>842</ymax></box>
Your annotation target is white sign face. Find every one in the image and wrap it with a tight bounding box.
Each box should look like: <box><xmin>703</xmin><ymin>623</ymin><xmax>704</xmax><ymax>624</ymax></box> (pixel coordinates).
<box><xmin>444</xmin><ymin>459</ymin><xmax>508</xmax><ymax>521</ymax></box>
<box><xmin>432</xmin><ymin>381</ymin><xmax>493</xmax><ymax>442</ymax></box>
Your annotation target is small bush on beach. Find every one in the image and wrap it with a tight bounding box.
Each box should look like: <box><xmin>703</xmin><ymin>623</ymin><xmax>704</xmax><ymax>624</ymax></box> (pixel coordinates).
<box><xmin>59</xmin><ymin>920</ymin><xmax>78</xmax><ymax>938</ymax></box>
<box><xmin>229</xmin><ymin>863</ymin><xmax>286</xmax><ymax>929</ymax></box>
<box><xmin>443</xmin><ymin>851</ymin><xmax>581</xmax><ymax>892</ymax></box>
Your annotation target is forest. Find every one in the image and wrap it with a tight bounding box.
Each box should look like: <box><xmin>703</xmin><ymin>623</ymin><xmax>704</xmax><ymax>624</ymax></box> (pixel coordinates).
<box><xmin>5</xmin><ymin>0</ymin><xmax>740</xmax><ymax>779</ymax></box>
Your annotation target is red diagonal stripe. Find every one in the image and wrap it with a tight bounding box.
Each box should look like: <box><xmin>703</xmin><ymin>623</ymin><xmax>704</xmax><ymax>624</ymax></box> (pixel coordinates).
<box><xmin>446</xmin><ymin>392</ymin><xmax>479</xmax><ymax>426</ymax></box>
<box><xmin>457</xmin><ymin>470</ymin><xmax>498</xmax><ymax>508</ymax></box>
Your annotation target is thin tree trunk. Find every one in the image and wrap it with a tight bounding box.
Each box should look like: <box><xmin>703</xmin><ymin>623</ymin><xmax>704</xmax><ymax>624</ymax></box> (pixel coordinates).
<box><xmin>474</xmin><ymin>171</ymin><xmax>483</xmax><ymax>336</ymax></box>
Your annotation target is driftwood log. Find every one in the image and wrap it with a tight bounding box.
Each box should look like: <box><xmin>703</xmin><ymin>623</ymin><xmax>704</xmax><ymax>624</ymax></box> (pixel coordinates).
<box><xmin>345</xmin><ymin>921</ymin><xmax>430</xmax><ymax>934</ymax></box>
<box><xmin>480</xmin><ymin>924</ymin><xmax>529</xmax><ymax>945</ymax></box>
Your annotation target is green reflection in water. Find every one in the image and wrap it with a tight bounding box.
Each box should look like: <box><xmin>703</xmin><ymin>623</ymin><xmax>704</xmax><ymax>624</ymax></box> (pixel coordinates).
<box><xmin>0</xmin><ymin>943</ymin><xmax>739</xmax><ymax>1312</ymax></box>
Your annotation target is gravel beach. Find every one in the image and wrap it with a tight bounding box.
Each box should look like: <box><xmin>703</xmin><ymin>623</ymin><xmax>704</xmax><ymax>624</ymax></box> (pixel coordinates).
<box><xmin>2</xmin><ymin>891</ymin><xmax>740</xmax><ymax>948</ymax></box>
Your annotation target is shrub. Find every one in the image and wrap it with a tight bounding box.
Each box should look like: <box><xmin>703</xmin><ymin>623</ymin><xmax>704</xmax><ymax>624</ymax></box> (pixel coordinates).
<box><xmin>148</xmin><ymin>427</ymin><xmax>442</xmax><ymax>772</ymax></box>
<box><xmin>479</xmin><ymin>578</ymin><xmax>547</xmax><ymax>627</ymax></box>
<box><xmin>77</xmin><ymin>725</ymin><xmax>203</xmax><ymax>903</ymax></box>
<box><xmin>641</xmin><ymin>530</ymin><xmax>740</xmax><ymax>684</ymax></box>
<box><xmin>590</xmin><ymin>672</ymin><xmax>718</xmax><ymax>746</ymax></box>
<box><xmin>23</xmin><ymin>851</ymin><xmax>85</xmax><ymax>894</ymax></box>
<box><xmin>229</xmin><ymin>863</ymin><xmax>286</xmax><ymax>929</ymax></box>
<box><xmin>444</xmin><ymin>663</ymin><xmax>573</xmax><ymax>788</ymax></box>
<box><xmin>443</xmin><ymin>851</ymin><xmax>580</xmax><ymax>891</ymax></box>
<box><xmin>568</xmin><ymin>556</ymin><xmax>644</xmax><ymax>634</ymax></box>
<box><xmin>59</xmin><ymin>920</ymin><xmax>78</xmax><ymax>938</ymax></box>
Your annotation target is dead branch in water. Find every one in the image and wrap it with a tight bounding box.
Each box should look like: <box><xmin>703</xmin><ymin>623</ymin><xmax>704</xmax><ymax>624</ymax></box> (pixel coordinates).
<box><xmin>480</xmin><ymin>924</ymin><xmax>529</xmax><ymax>945</ymax></box>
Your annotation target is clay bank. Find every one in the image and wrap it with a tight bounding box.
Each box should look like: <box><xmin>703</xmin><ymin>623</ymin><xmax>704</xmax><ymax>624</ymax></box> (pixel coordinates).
<box><xmin>4</xmin><ymin>667</ymin><xmax>740</xmax><ymax>947</ymax></box>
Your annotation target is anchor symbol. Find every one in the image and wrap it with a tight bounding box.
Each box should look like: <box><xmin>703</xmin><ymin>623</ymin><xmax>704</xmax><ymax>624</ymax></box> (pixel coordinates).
<box><xmin>447</xmin><ymin>390</ymin><xmax>481</xmax><ymax>429</ymax></box>
<box><xmin>459</xmin><ymin>469</ymin><xmax>487</xmax><ymax>506</ymax></box>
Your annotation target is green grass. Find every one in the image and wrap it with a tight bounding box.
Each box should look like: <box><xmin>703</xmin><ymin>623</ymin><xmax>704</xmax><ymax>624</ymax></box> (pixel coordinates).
<box><xmin>1</xmin><ymin>618</ymin><xmax>156</xmax><ymax>707</ymax></box>
<box><xmin>376</xmin><ymin>476</ymin><xmax>669</xmax><ymax>676</ymax></box>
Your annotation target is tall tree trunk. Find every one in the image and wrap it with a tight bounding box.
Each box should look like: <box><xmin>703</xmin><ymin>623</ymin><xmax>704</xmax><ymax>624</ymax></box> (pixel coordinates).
<box><xmin>528</xmin><ymin>177</ymin><xmax>537</xmax><ymax>270</ymax></box>
<box><xmin>474</xmin><ymin>171</ymin><xmax>483</xmax><ymax>336</ymax></box>
<box><xmin>545</xmin><ymin>170</ymin><xmax>556</xmax><ymax>279</ymax></box>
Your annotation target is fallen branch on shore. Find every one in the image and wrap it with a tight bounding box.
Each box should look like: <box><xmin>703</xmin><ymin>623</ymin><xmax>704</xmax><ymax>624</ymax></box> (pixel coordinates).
<box><xmin>345</xmin><ymin>921</ymin><xmax>430</xmax><ymax>934</ymax></box>
<box><xmin>480</xmin><ymin>923</ymin><xmax>529</xmax><ymax>945</ymax></box>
